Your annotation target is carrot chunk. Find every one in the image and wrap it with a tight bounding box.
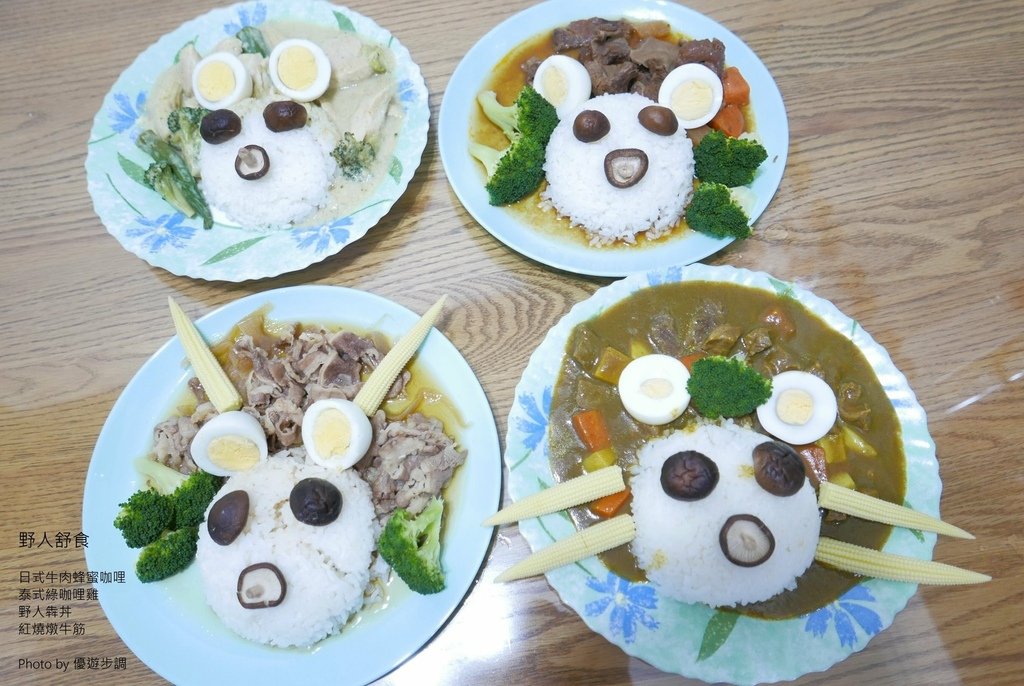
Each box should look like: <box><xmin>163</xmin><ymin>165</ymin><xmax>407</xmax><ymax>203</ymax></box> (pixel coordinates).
<box><xmin>571</xmin><ymin>409</ymin><xmax>611</xmax><ymax>452</ymax></box>
<box><xmin>710</xmin><ymin>103</ymin><xmax>745</xmax><ymax>138</ymax></box>
<box><xmin>590</xmin><ymin>488</ymin><xmax>631</xmax><ymax>518</ymax></box>
<box><xmin>722</xmin><ymin>66</ymin><xmax>750</xmax><ymax>107</ymax></box>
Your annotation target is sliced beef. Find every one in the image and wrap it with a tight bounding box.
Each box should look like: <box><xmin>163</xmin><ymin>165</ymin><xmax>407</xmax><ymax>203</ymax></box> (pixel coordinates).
<box><xmin>358</xmin><ymin>411</ymin><xmax>467</xmax><ymax>519</ymax></box>
<box><xmin>648</xmin><ymin>311</ymin><xmax>682</xmax><ymax>357</ymax></box>
<box><xmin>261</xmin><ymin>396</ymin><xmax>303</xmax><ymax>449</ymax></box>
<box><xmin>684</xmin><ymin>299</ymin><xmax>725</xmax><ymax>350</ymax></box>
<box><xmin>152</xmin><ymin>415</ymin><xmax>200</xmax><ymax>473</ymax></box>
<box><xmin>678</xmin><ymin>37</ymin><xmax>726</xmax><ymax>77</ymax></box>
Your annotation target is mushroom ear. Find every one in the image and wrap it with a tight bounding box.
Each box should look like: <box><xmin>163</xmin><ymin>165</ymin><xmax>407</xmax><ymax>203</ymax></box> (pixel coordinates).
<box><xmin>751</xmin><ymin>442</ymin><xmax>807</xmax><ymax>497</ymax></box>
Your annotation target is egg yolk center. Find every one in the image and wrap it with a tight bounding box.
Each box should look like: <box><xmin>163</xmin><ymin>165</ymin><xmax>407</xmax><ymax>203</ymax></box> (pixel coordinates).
<box><xmin>640</xmin><ymin>377</ymin><xmax>674</xmax><ymax>399</ymax></box>
<box><xmin>197</xmin><ymin>61</ymin><xmax>236</xmax><ymax>103</ymax></box>
<box><xmin>670</xmin><ymin>80</ymin><xmax>713</xmax><ymax>121</ymax></box>
<box><xmin>278</xmin><ymin>46</ymin><xmax>318</xmax><ymax>91</ymax></box>
<box><xmin>313</xmin><ymin>408</ymin><xmax>352</xmax><ymax>459</ymax></box>
<box><xmin>776</xmin><ymin>388</ymin><xmax>814</xmax><ymax>425</ymax></box>
<box><xmin>207</xmin><ymin>435</ymin><xmax>260</xmax><ymax>471</ymax></box>
<box><xmin>541</xmin><ymin>67</ymin><xmax>569</xmax><ymax>106</ymax></box>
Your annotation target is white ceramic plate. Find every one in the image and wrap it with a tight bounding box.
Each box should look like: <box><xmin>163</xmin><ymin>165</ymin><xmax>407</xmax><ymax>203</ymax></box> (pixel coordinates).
<box><xmin>439</xmin><ymin>0</ymin><xmax>788</xmax><ymax>276</ymax></box>
<box><xmin>504</xmin><ymin>264</ymin><xmax>941</xmax><ymax>684</ymax></box>
<box><xmin>86</xmin><ymin>1</ymin><xmax>429</xmax><ymax>281</ymax></box>
<box><xmin>82</xmin><ymin>286</ymin><xmax>500</xmax><ymax>685</ymax></box>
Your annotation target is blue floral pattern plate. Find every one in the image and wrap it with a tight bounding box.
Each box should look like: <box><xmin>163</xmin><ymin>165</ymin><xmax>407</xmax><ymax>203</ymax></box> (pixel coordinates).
<box><xmin>83</xmin><ymin>286</ymin><xmax>501</xmax><ymax>685</ymax></box>
<box><xmin>86</xmin><ymin>1</ymin><xmax>429</xmax><ymax>281</ymax></box>
<box><xmin>504</xmin><ymin>264</ymin><xmax>941</xmax><ymax>684</ymax></box>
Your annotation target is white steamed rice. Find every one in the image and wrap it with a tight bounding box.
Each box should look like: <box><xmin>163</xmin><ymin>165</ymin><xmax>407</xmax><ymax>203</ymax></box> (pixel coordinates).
<box><xmin>199</xmin><ymin>99</ymin><xmax>337</xmax><ymax>228</ymax></box>
<box><xmin>630</xmin><ymin>421</ymin><xmax>820</xmax><ymax>608</ymax></box>
<box><xmin>196</xmin><ymin>454</ymin><xmax>375</xmax><ymax>647</ymax></box>
<box><xmin>541</xmin><ymin>92</ymin><xmax>694</xmax><ymax>245</ymax></box>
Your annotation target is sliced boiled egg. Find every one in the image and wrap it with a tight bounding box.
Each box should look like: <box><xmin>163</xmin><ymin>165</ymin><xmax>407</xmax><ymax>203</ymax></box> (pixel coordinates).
<box><xmin>657</xmin><ymin>63</ymin><xmax>724</xmax><ymax>129</ymax></box>
<box><xmin>191</xmin><ymin>52</ymin><xmax>252</xmax><ymax>110</ymax></box>
<box><xmin>268</xmin><ymin>39</ymin><xmax>332</xmax><ymax>102</ymax></box>
<box><xmin>300</xmin><ymin>398</ymin><xmax>373</xmax><ymax>470</ymax></box>
<box><xmin>617</xmin><ymin>354</ymin><xmax>691</xmax><ymax>425</ymax></box>
<box><xmin>756</xmin><ymin>370</ymin><xmax>838</xmax><ymax>445</ymax></box>
<box><xmin>190</xmin><ymin>411</ymin><xmax>268</xmax><ymax>477</ymax></box>
<box><xmin>532</xmin><ymin>54</ymin><xmax>592</xmax><ymax>118</ymax></box>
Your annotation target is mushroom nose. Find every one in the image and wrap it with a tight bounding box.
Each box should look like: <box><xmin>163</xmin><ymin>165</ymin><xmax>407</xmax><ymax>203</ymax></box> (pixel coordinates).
<box><xmin>604</xmin><ymin>148</ymin><xmax>649</xmax><ymax>188</ymax></box>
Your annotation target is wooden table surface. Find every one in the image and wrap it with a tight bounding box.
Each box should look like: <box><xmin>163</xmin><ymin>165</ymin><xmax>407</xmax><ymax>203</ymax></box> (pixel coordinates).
<box><xmin>2</xmin><ymin>0</ymin><xmax>1021</xmax><ymax>683</ymax></box>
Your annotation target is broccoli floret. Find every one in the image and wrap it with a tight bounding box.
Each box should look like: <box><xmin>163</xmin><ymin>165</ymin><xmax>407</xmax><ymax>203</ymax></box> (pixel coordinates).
<box><xmin>166</xmin><ymin>106</ymin><xmax>207</xmax><ymax>135</ymax></box>
<box><xmin>331</xmin><ymin>132</ymin><xmax>377</xmax><ymax>180</ymax></box>
<box><xmin>469</xmin><ymin>137</ymin><xmax>547</xmax><ymax>207</ymax></box>
<box><xmin>686</xmin><ymin>356</ymin><xmax>773</xmax><ymax>419</ymax></box>
<box><xmin>477</xmin><ymin>86</ymin><xmax>558</xmax><ymax>144</ymax></box>
<box><xmin>685</xmin><ymin>182</ymin><xmax>752</xmax><ymax>239</ymax></box>
<box><xmin>378</xmin><ymin>498</ymin><xmax>446</xmax><ymax>594</ymax></box>
<box><xmin>693</xmin><ymin>130</ymin><xmax>768</xmax><ymax>187</ymax></box>
<box><xmin>166</xmin><ymin>107</ymin><xmax>208</xmax><ymax>175</ymax></box>
<box><xmin>170</xmin><ymin>470</ymin><xmax>223</xmax><ymax>528</ymax></box>
<box><xmin>136</xmin><ymin>526</ymin><xmax>199</xmax><ymax>583</ymax></box>
<box><xmin>113</xmin><ymin>489</ymin><xmax>175</xmax><ymax>549</ymax></box>
<box><xmin>136</xmin><ymin>130</ymin><xmax>213</xmax><ymax>229</ymax></box>
<box><xmin>470</xmin><ymin>85</ymin><xmax>558</xmax><ymax>206</ymax></box>
<box><xmin>134</xmin><ymin>457</ymin><xmax>188</xmax><ymax>496</ymax></box>
<box><xmin>143</xmin><ymin>160</ymin><xmax>196</xmax><ymax>216</ymax></box>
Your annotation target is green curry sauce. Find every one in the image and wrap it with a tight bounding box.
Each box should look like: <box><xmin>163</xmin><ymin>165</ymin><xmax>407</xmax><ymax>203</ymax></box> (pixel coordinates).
<box><xmin>548</xmin><ymin>282</ymin><xmax>906</xmax><ymax>619</ymax></box>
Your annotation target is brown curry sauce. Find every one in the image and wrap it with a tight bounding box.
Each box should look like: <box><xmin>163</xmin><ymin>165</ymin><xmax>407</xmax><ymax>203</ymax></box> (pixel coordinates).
<box><xmin>547</xmin><ymin>282</ymin><xmax>906</xmax><ymax>619</ymax></box>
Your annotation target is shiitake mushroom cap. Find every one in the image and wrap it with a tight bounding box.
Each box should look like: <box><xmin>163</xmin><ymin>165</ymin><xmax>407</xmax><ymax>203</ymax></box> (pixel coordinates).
<box><xmin>263</xmin><ymin>100</ymin><xmax>308</xmax><ymax>132</ymax></box>
<box><xmin>573</xmin><ymin>109</ymin><xmax>611</xmax><ymax>142</ymax></box>
<box><xmin>719</xmin><ymin>514</ymin><xmax>775</xmax><ymax>567</ymax></box>
<box><xmin>289</xmin><ymin>477</ymin><xmax>342</xmax><ymax>526</ymax></box>
<box><xmin>752</xmin><ymin>441</ymin><xmax>807</xmax><ymax>496</ymax></box>
<box><xmin>207</xmin><ymin>490</ymin><xmax>249</xmax><ymax>546</ymax></box>
<box><xmin>200</xmin><ymin>109</ymin><xmax>242</xmax><ymax>144</ymax></box>
<box><xmin>661</xmin><ymin>450</ymin><xmax>719</xmax><ymax>501</ymax></box>
<box><xmin>236</xmin><ymin>562</ymin><xmax>287</xmax><ymax>609</ymax></box>
<box><xmin>637</xmin><ymin>105</ymin><xmax>679</xmax><ymax>136</ymax></box>
<box><xmin>235</xmin><ymin>144</ymin><xmax>270</xmax><ymax>180</ymax></box>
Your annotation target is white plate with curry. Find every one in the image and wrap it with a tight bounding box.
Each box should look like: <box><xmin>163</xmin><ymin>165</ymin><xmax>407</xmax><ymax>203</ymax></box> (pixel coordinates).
<box><xmin>86</xmin><ymin>1</ymin><xmax>429</xmax><ymax>281</ymax></box>
<box><xmin>439</xmin><ymin>0</ymin><xmax>788</xmax><ymax>276</ymax></box>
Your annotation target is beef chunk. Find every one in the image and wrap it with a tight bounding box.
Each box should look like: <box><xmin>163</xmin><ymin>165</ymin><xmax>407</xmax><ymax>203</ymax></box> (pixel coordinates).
<box><xmin>586</xmin><ymin>60</ymin><xmax>638</xmax><ymax>95</ymax></box>
<box><xmin>678</xmin><ymin>38</ymin><xmax>726</xmax><ymax>77</ymax></box>
<box><xmin>520</xmin><ymin>55</ymin><xmax>542</xmax><ymax>83</ymax></box>
<box><xmin>553</xmin><ymin>17</ymin><xmax>628</xmax><ymax>52</ymax></box>
<box><xmin>630</xmin><ymin>37</ymin><xmax>683</xmax><ymax>78</ymax></box>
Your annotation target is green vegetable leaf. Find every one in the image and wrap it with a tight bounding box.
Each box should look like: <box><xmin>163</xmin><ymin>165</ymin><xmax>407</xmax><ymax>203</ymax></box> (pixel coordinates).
<box><xmin>174</xmin><ymin>37</ymin><xmax>198</xmax><ymax>64</ymax></box>
<box><xmin>388</xmin><ymin>157</ymin><xmax>403</xmax><ymax>183</ymax></box>
<box><xmin>849</xmin><ymin>320</ymin><xmax>860</xmax><ymax>339</ymax></box>
<box><xmin>768</xmin><ymin>277</ymin><xmax>795</xmax><ymax>298</ymax></box>
<box><xmin>202</xmin><ymin>236</ymin><xmax>268</xmax><ymax>265</ymax></box>
<box><xmin>697</xmin><ymin>611</ymin><xmax>739</xmax><ymax>661</ymax></box>
<box><xmin>904</xmin><ymin>500</ymin><xmax>926</xmax><ymax>542</ymax></box>
<box><xmin>334</xmin><ymin>11</ymin><xmax>355</xmax><ymax>32</ymax></box>
<box><xmin>118</xmin><ymin>154</ymin><xmax>148</xmax><ymax>186</ymax></box>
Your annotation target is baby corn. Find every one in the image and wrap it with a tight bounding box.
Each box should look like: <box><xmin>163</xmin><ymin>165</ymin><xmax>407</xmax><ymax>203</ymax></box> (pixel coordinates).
<box><xmin>168</xmin><ymin>297</ymin><xmax>242</xmax><ymax>413</ymax></box>
<box><xmin>815</xmin><ymin>537</ymin><xmax>990</xmax><ymax>585</ymax></box>
<box><xmin>495</xmin><ymin>515</ymin><xmax>635</xmax><ymax>582</ymax></box>
<box><xmin>354</xmin><ymin>295</ymin><xmax>446</xmax><ymax>416</ymax></box>
<box><xmin>483</xmin><ymin>466</ymin><xmax>626</xmax><ymax>526</ymax></box>
<box><xmin>818</xmin><ymin>481</ymin><xmax>973</xmax><ymax>539</ymax></box>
